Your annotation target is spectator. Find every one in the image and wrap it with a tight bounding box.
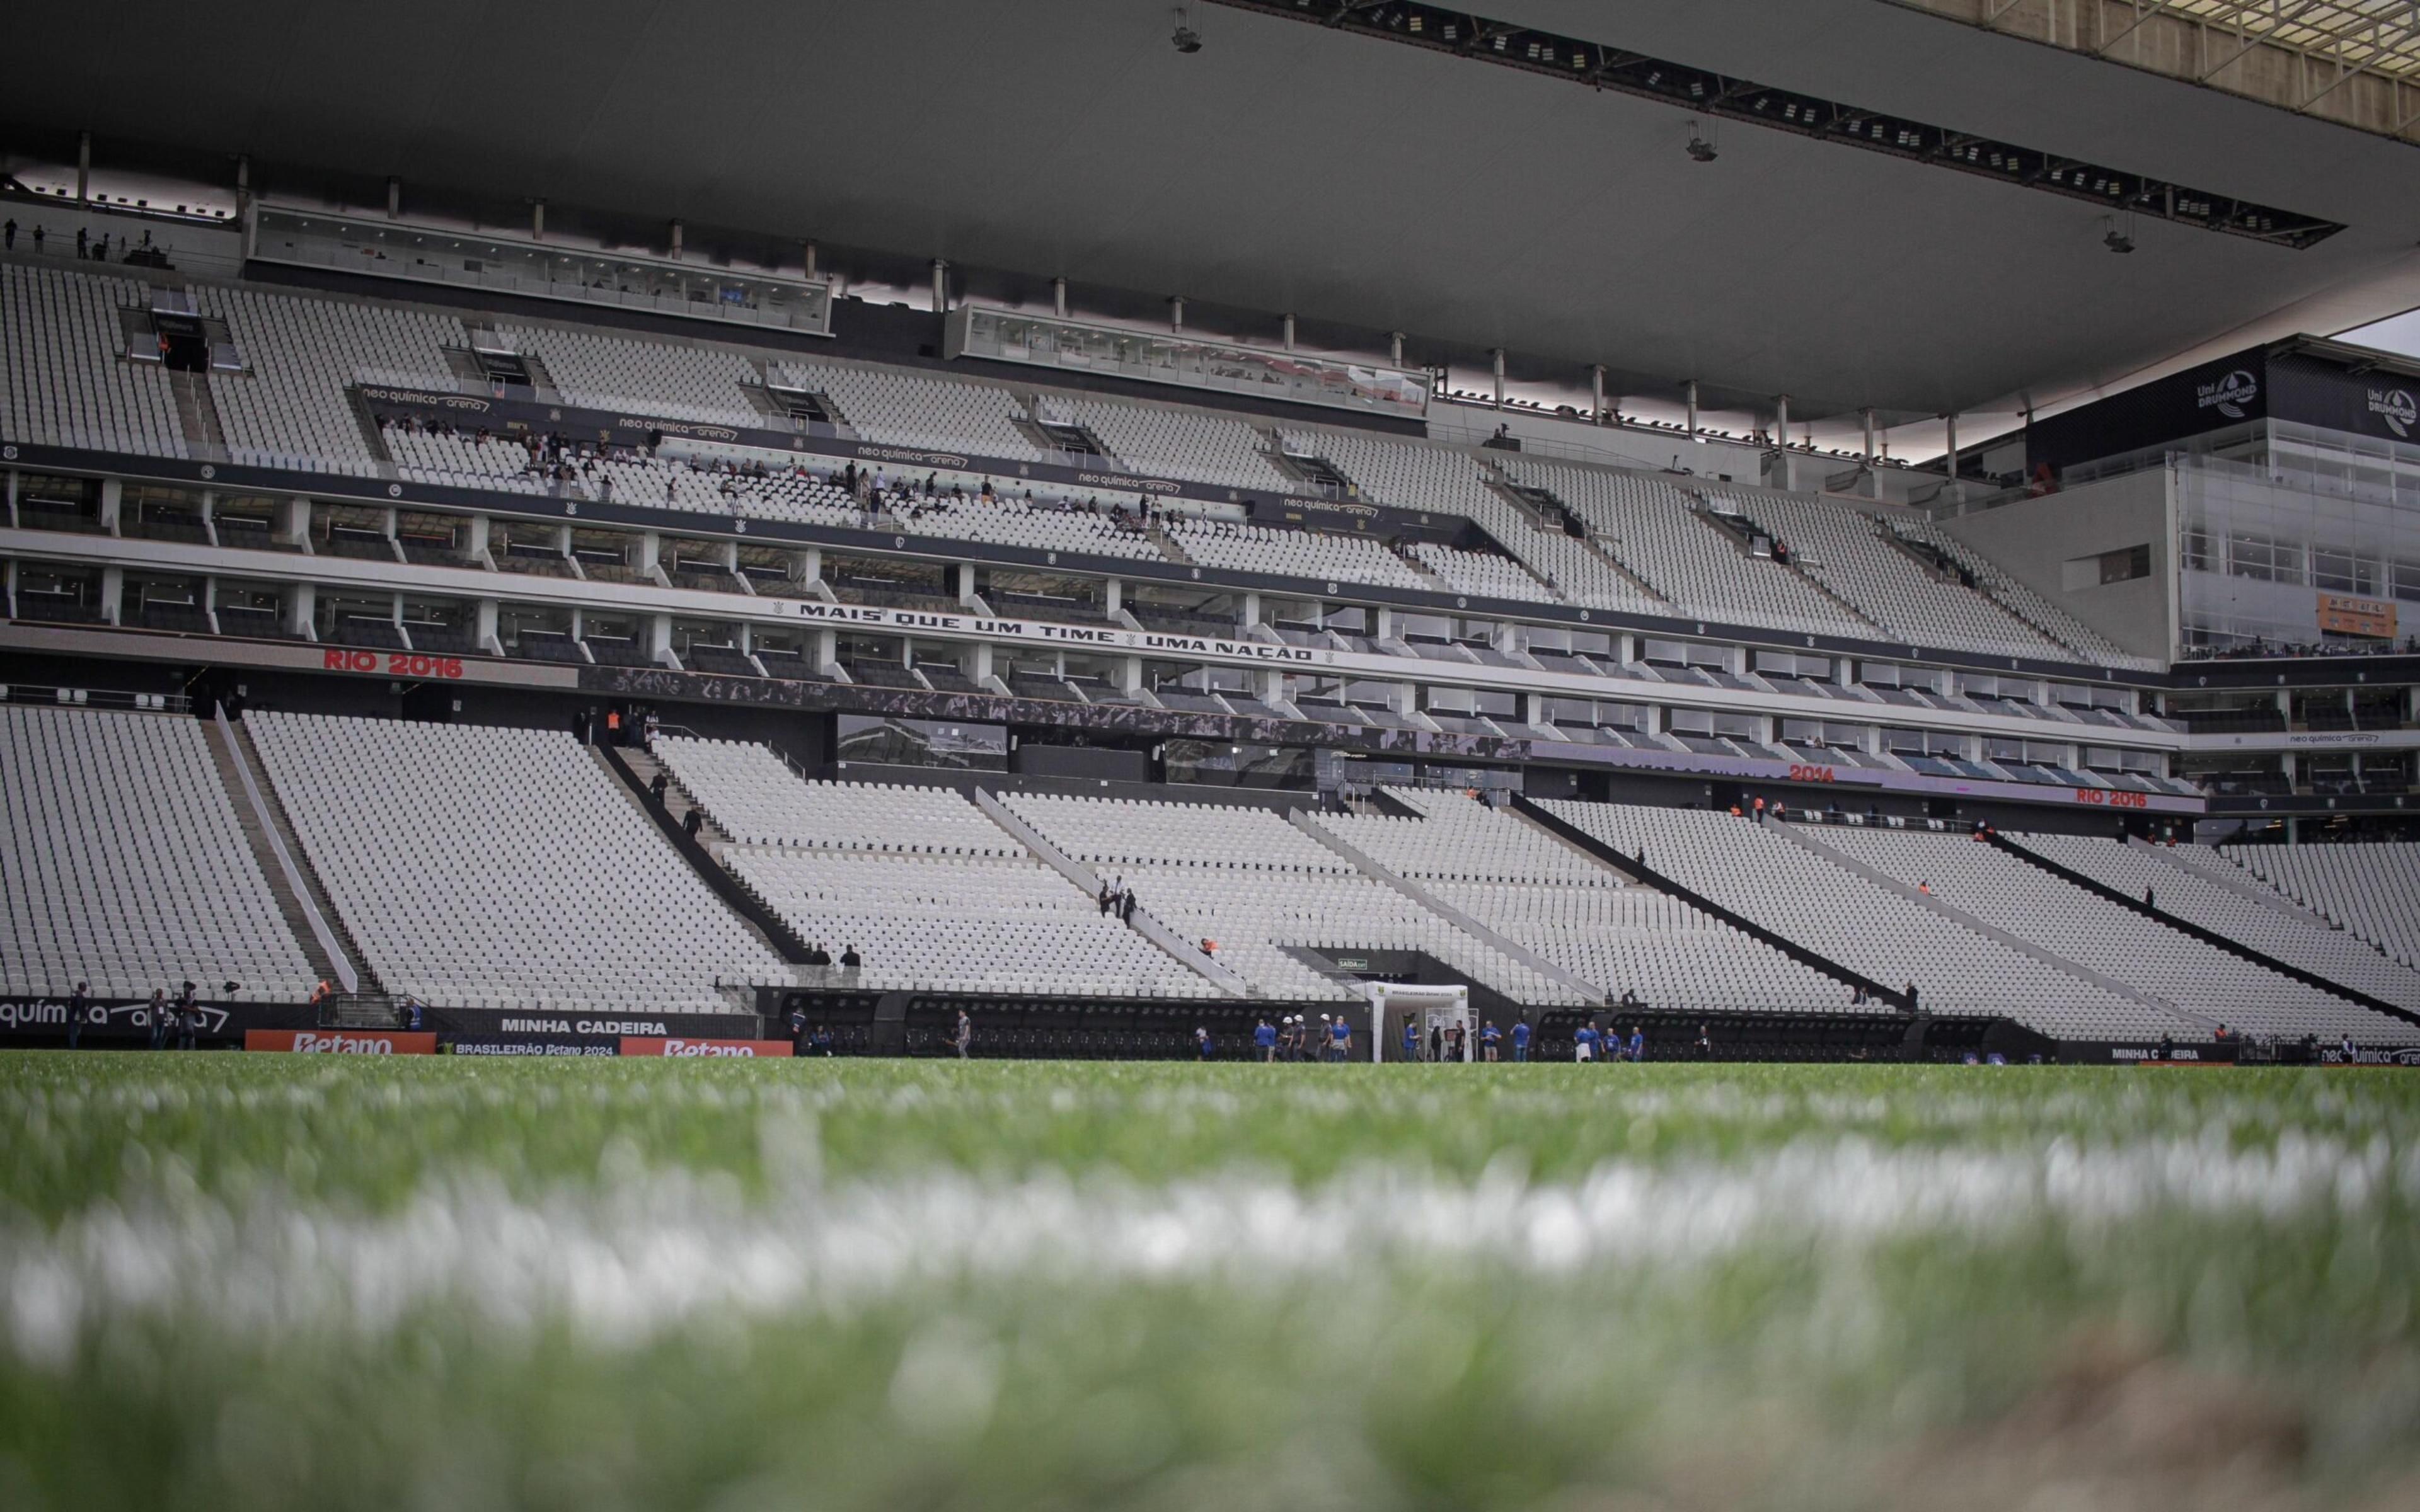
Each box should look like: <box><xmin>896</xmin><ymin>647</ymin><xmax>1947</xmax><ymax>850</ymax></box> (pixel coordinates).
<box><xmin>809</xmin><ymin>1024</ymin><xmax>834</xmax><ymax>1057</ymax></box>
<box><xmin>3</xmin><ymin>220</ymin><xmax>13</xmax><ymax>249</ymax></box>
<box><xmin>146</xmin><ymin>988</ymin><xmax>169</xmax><ymax>1050</ymax></box>
<box><xmin>76</xmin><ymin>227</ymin><xmax>88</xmax><ymax>257</ymax></box>
<box><xmin>1694</xmin><ymin>1023</ymin><xmax>1714</xmax><ymax>1058</ymax></box>
<box><xmin>1511</xmin><ymin>1017</ymin><xmax>1531</xmax><ymax>1063</ymax></box>
<box><xmin>788</xmin><ymin>1002</ymin><xmax>809</xmax><ymax>1052</ymax></box>
<box><xmin>1428</xmin><ymin>1021</ymin><xmax>1443</xmax><ymax>1063</ymax></box>
<box><xmin>1254</xmin><ymin>1016</ymin><xmax>1277</xmax><ymax>1062</ymax></box>
<box><xmin>1195</xmin><ymin>1024</ymin><xmax>1214</xmax><ymax>1060</ymax></box>
<box><xmin>841</xmin><ymin>944</ymin><xmax>862</xmax><ymax>971</ymax></box>
<box><xmin>32</xmin><ymin>226</ymin><xmax>45</xmax><ymax>253</ymax></box>
<box><xmin>1098</xmin><ymin>883</ymin><xmax>1113</xmax><ymax>917</ymax></box>
<box><xmin>1481</xmin><ymin>1020</ymin><xmax>1501</xmax><ymax>1062</ymax></box>
<box><xmin>683</xmin><ymin>806</ymin><xmax>703</xmax><ymax>840</ymax></box>
<box><xmin>649</xmin><ymin>770</ymin><xmax>669</xmax><ymax>806</ymax></box>
<box><xmin>1120</xmin><ymin>891</ymin><xmax>1138</xmax><ymax>925</ymax></box>
<box><xmin>67</xmin><ymin>980</ymin><xmax>88</xmax><ymax>1050</ymax></box>
<box><xmin>1401</xmin><ymin>1015</ymin><xmax>1419</xmax><ymax>1063</ymax></box>
<box><xmin>954</xmin><ymin>1009</ymin><xmax>972</xmax><ymax>1059</ymax></box>
<box><xmin>1328</xmin><ymin>1014</ymin><xmax>1352</xmax><ymax>1062</ymax></box>
<box><xmin>1625</xmin><ymin>1025</ymin><xmax>1645</xmax><ymax>1062</ymax></box>
<box><xmin>1575</xmin><ymin>1021</ymin><xmax>1599</xmax><ymax>1063</ymax></box>
<box><xmin>572</xmin><ymin>707</ymin><xmax>592</xmax><ymax>743</ymax></box>
<box><xmin>176</xmin><ymin>982</ymin><xmax>200</xmax><ymax>1051</ymax></box>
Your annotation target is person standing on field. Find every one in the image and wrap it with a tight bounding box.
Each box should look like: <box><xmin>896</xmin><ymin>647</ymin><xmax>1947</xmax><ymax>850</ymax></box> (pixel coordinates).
<box><xmin>953</xmin><ymin>1008</ymin><xmax>972</xmax><ymax>1059</ymax></box>
<box><xmin>1482</xmin><ymin>1021</ymin><xmax>1501</xmax><ymax>1062</ymax></box>
<box><xmin>1511</xmin><ymin>1017</ymin><xmax>1531</xmax><ymax>1063</ymax></box>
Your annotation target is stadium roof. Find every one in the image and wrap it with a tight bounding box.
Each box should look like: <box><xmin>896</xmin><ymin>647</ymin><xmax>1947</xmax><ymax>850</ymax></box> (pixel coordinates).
<box><xmin>8</xmin><ymin>0</ymin><xmax>2420</xmax><ymax>445</ymax></box>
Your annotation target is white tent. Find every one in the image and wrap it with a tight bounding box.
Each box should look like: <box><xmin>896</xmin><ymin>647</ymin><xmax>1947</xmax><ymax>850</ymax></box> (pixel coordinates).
<box><xmin>1363</xmin><ymin>981</ymin><xmax>1470</xmax><ymax>1063</ymax></box>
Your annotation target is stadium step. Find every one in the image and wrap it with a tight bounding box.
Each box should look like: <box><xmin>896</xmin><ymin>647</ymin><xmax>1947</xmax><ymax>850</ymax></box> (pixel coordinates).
<box><xmin>2128</xmin><ymin>839</ymin><xmax>2338</xmax><ymax>931</ymax></box>
<box><xmin>168</xmin><ymin>370</ymin><xmax>229</xmax><ymax>462</ymax></box>
<box><xmin>205</xmin><ymin>713</ymin><xmax>381</xmax><ymax>995</ymax></box>
<box><xmin>590</xmin><ymin>741</ymin><xmax>815</xmax><ymax>966</ymax></box>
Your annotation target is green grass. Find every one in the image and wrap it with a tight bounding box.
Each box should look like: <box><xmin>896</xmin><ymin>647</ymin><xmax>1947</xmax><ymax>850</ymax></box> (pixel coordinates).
<box><xmin>1</xmin><ymin>1056</ymin><xmax>2414</xmax><ymax>1511</ymax></box>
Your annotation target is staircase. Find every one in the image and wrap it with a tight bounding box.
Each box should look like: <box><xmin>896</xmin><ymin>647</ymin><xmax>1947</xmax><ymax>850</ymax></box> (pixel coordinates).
<box><xmin>168</xmin><ymin>371</ymin><xmax>230</xmax><ymax>462</ymax></box>
<box><xmin>1681</xmin><ymin>490</ymin><xmax>1882</xmax><ymax>631</ymax></box>
<box><xmin>591</xmin><ymin>743</ymin><xmax>812</xmax><ymax>966</ymax></box>
<box><xmin>204</xmin><ymin>715</ymin><xmax>377</xmax><ymax>994</ymax></box>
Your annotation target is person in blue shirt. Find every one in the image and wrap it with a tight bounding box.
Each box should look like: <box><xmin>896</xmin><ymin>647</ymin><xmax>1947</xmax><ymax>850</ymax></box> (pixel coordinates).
<box><xmin>1253</xmin><ymin>1017</ymin><xmax>1277</xmax><ymax>1062</ymax></box>
<box><xmin>1329</xmin><ymin>1015</ymin><xmax>1352</xmax><ymax>1062</ymax></box>
<box><xmin>1401</xmin><ymin>1016</ymin><xmax>1419</xmax><ymax>1063</ymax></box>
<box><xmin>1575</xmin><ymin>1022</ymin><xmax>1600</xmax><ymax>1063</ymax></box>
<box><xmin>1480</xmin><ymin>1021</ymin><xmax>1502</xmax><ymax>1062</ymax></box>
<box><xmin>1511</xmin><ymin>1018</ymin><xmax>1531</xmax><ymax>1062</ymax></box>
<box><xmin>1195</xmin><ymin>1025</ymin><xmax>1214</xmax><ymax>1060</ymax></box>
<box><xmin>1625</xmin><ymin>1025</ymin><xmax>1645</xmax><ymax>1062</ymax></box>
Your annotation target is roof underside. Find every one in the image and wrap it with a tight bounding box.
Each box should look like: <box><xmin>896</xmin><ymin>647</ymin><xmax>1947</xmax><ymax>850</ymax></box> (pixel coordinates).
<box><xmin>7</xmin><ymin>0</ymin><xmax>2420</xmax><ymax>432</ymax></box>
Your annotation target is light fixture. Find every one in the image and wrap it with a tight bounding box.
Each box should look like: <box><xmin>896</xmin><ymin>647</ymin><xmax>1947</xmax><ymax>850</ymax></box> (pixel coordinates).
<box><xmin>2104</xmin><ymin>215</ymin><xmax>2135</xmax><ymax>255</ymax></box>
<box><xmin>1686</xmin><ymin>120</ymin><xmax>1718</xmax><ymax>163</ymax></box>
<box><xmin>1172</xmin><ymin>4</ymin><xmax>1201</xmax><ymax>52</ymax></box>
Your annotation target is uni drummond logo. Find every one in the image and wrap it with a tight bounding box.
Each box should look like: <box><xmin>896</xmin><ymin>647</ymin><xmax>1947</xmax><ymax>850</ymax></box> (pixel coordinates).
<box><xmin>2370</xmin><ymin>387</ymin><xmax>2418</xmax><ymax>439</ymax></box>
<box><xmin>2196</xmin><ymin>369</ymin><xmax>2259</xmax><ymax>420</ymax></box>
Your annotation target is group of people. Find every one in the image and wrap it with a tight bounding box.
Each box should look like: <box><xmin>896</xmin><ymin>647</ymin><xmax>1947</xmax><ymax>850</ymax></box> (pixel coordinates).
<box><xmin>1095</xmin><ymin>878</ymin><xmax>1141</xmax><ymax>924</ymax></box>
<box><xmin>1247</xmin><ymin>1014</ymin><xmax>1357</xmax><ymax>1062</ymax></box>
<box><xmin>60</xmin><ymin>980</ymin><xmax>205</xmax><ymax>1050</ymax></box>
<box><xmin>5</xmin><ymin>219</ymin><xmax>171</xmax><ymax>268</ymax></box>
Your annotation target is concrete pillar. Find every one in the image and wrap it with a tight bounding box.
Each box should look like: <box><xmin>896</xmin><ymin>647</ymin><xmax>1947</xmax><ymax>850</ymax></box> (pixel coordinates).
<box><xmin>531</xmin><ymin>200</ymin><xmax>546</xmax><ymax>240</ymax></box>
<box><xmin>1169</xmin><ymin>296</ymin><xmax>1185</xmax><ymax>333</ymax></box>
<box><xmin>669</xmin><ymin>220</ymin><xmax>684</xmax><ymax>260</ymax></box>
<box><xmin>386</xmin><ymin>176</ymin><xmax>401</xmax><ymax>219</ymax></box>
<box><xmin>1</xmin><ymin>560</ymin><xmax>14</xmax><ymax>620</ymax></box>
<box><xmin>967</xmin><ymin>641</ymin><xmax>995</xmax><ymax>688</ymax></box>
<box><xmin>475</xmin><ymin>598</ymin><xmax>500</xmax><ymax>653</ymax></box>
<box><xmin>1389</xmin><ymin>331</ymin><xmax>1405</xmax><ymax>365</ymax></box>
<box><xmin>1492</xmin><ymin>349</ymin><xmax>1507</xmax><ymax>410</ymax></box>
<box><xmin>1774</xmin><ymin>394</ymin><xmax>1790</xmax><ymax>449</ymax></box>
<box><xmin>99</xmin><ymin>565</ymin><xmax>124</xmax><ymax>625</ymax></box>
<box><xmin>1238</xmin><ymin>590</ymin><xmax>1260</xmax><ymax>630</ymax></box>
<box><xmin>234</xmin><ymin>155</ymin><xmax>250</xmax><ymax>212</ymax></box>
<box><xmin>1591</xmin><ymin>365</ymin><xmax>1607</xmax><ymax>425</ymax></box>
<box><xmin>77</xmin><ymin>132</ymin><xmax>90</xmax><ymax>203</ymax></box>
<box><xmin>812</xmin><ymin>626</ymin><xmax>838</xmax><ymax>673</ymax></box>
<box><xmin>636</xmin><ymin>530</ymin><xmax>661</xmax><ymax>578</ymax></box>
<box><xmin>930</xmin><ymin>258</ymin><xmax>948</xmax><ymax>314</ymax></box>
<box><xmin>1052</xmin><ymin>276</ymin><xmax>1068</xmax><ymax>317</ymax></box>
<box><xmin>1282</xmin><ymin>313</ymin><xmax>1296</xmax><ymax>352</ymax></box>
<box><xmin>277</xmin><ymin>496</ymin><xmax>310</xmax><ymax>549</ymax></box>
<box><xmin>955</xmin><ymin>561</ymin><xmax>981</xmax><ymax>608</ymax></box>
<box><xmin>1103</xmin><ymin>578</ymin><xmax>1122</xmax><ymax>617</ymax></box>
<box><xmin>721</xmin><ymin>539</ymin><xmax>740</xmax><ymax>573</ymax></box>
<box><xmin>567</xmin><ymin>606</ymin><xmax>584</xmax><ymax>642</ymax></box>
<box><xmin>285</xmin><ymin>581</ymin><xmax>316</xmax><ymax>639</ymax></box>
<box><xmin>5</xmin><ymin>468</ymin><xmax>17</xmax><ymax>528</ymax></box>
<box><xmin>803</xmin><ymin>241</ymin><xmax>818</xmax><ymax>279</ymax></box>
<box><xmin>98</xmin><ymin>479</ymin><xmax>123</xmax><ymax>534</ymax></box>
<box><xmin>1118</xmin><ymin>655</ymin><xmax>1144</xmax><ymax>696</ymax></box>
<box><xmin>1684</xmin><ymin>380</ymin><xmax>1700</xmax><ymax>440</ymax></box>
<box><xmin>1524</xmin><ymin>692</ymin><xmax>1546</xmax><ymax>730</ymax></box>
<box><xmin>463</xmin><ymin>512</ymin><xmax>490</xmax><ymax>563</ymax></box>
<box><xmin>1943</xmin><ymin>412</ymin><xmax>1961</xmax><ymax>491</ymax></box>
<box><xmin>649</xmin><ymin>612</ymin><xmax>674</xmax><ymax>665</ymax></box>
<box><xmin>734</xmin><ymin>621</ymin><xmax>752</xmax><ymax>655</ymax></box>
<box><xmin>1862</xmin><ymin>408</ymin><xmax>1877</xmax><ymax>463</ymax></box>
<box><xmin>792</xmin><ymin>546</ymin><xmax>822</xmax><ymax>588</ymax></box>
<box><xmin>390</xmin><ymin>592</ymin><xmax>405</xmax><ymax>628</ymax></box>
<box><xmin>1373</xmin><ymin>606</ymin><xmax>1397</xmax><ymax>641</ymax></box>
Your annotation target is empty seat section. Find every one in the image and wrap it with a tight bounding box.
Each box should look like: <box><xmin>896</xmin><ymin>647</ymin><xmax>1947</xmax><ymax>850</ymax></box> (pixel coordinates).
<box><xmin>246</xmin><ymin>713</ymin><xmax>785</xmax><ymax>1012</ymax></box>
<box><xmin>1</xmin><ymin>263</ymin><xmax>190</xmax><ymax>458</ymax></box>
<box><xmin>0</xmin><ymin>704</ymin><xmax>314</xmax><ymax>997</ymax></box>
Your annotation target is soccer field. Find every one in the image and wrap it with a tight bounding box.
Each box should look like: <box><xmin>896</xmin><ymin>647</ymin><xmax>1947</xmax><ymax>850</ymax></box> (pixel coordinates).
<box><xmin>1</xmin><ymin>1057</ymin><xmax>2414</xmax><ymax>1511</ymax></box>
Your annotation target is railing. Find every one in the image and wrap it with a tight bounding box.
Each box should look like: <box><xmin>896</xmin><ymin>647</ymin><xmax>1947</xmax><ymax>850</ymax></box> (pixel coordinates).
<box><xmin>214</xmin><ymin>707</ymin><xmax>358</xmax><ymax>994</ymax></box>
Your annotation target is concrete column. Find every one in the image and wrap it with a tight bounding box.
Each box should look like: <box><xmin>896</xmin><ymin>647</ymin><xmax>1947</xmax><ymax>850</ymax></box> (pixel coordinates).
<box><xmin>390</xmin><ymin>592</ymin><xmax>405</xmax><ymax>628</ymax></box>
<box><xmin>277</xmin><ymin>496</ymin><xmax>310</xmax><ymax>549</ymax></box>
<box><xmin>285</xmin><ymin>581</ymin><xmax>316</xmax><ymax>639</ymax></box>
<box><xmin>1373</xmin><ymin>606</ymin><xmax>1397</xmax><ymax>641</ymax></box>
<box><xmin>812</xmin><ymin>626</ymin><xmax>838</xmax><ymax>673</ymax></box>
<box><xmin>1238</xmin><ymin>590</ymin><xmax>1260</xmax><ymax>630</ymax></box>
<box><xmin>98</xmin><ymin>479</ymin><xmax>123</xmax><ymax>534</ymax></box>
<box><xmin>386</xmin><ymin>176</ymin><xmax>401</xmax><ymax>219</ymax></box>
<box><xmin>636</xmin><ymin>530</ymin><xmax>662</xmax><ymax>578</ymax></box>
<box><xmin>967</xmin><ymin>641</ymin><xmax>995</xmax><ymax>687</ymax></box>
<box><xmin>1169</xmin><ymin>296</ymin><xmax>1185</xmax><ymax>333</ymax></box>
<box><xmin>734</xmin><ymin>621</ymin><xmax>752</xmax><ymax>655</ymax></box>
<box><xmin>77</xmin><ymin>132</ymin><xmax>90</xmax><ymax>203</ymax></box>
<box><xmin>1684</xmin><ymin>380</ymin><xmax>1700</xmax><ymax>440</ymax></box>
<box><xmin>1773</xmin><ymin>395</ymin><xmax>1790</xmax><ymax>449</ymax></box>
<box><xmin>1103</xmin><ymin>578</ymin><xmax>1123</xmax><ymax>617</ymax></box>
<box><xmin>1389</xmin><ymin>331</ymin><xmax>1405</xmax><ymax>365</ymax></box>
<box><xmin>462</xmin><ymin>513</ymin><xmax>490</xmax><ymax>564</ymax></box>
<box><xmin>930</xmin><ymin>258</ymin><xmax>948</xmax><ymax>314</ymax></box>
<box><xmin>475</xmin><ymin>598</ymin><xmax>500</xmax><ymax>653</ymax></box>
<box><xmin>1282</xmin><ymin>313</ymin><xmax>1296</xmax><ymax>352</ymax></box>
<box><xmin>1524</xmin><ymin>692</ymin><xmax>1546</xmax><ymax>730</ymax></box>
<box><xmin>99</xmin><ymin>565</ymin><xmax>124</xmax><ymax>625</ymax></box>
<box><xmin>955</xmin><ymin>561</ymin><xmax>981</xmax><ymax>608</ymax></box>
<box><xmin>803</xmin><ymin>241</ymin><xmax>818</xmax><ymax>279</ymax></box>
<box><xmin>1</xmin><ymin>560</ymin><xmax>14</xmax><ymax>620</ymax></box>
<box><xmin>531</xmin><ymin>200</ymin><xmax>546</xmax><ymax>240</ymax></box>
<box><xmin>234</xmin><ymin>155</ymin><xmax>250</xmax><ymax>212</ymax></box>
<box><xmin>1492</xmin><ymin>349</ymin><xmax>1507</xmax><ymax>409</ymax></box>
<box><xmin>721</xmin><ymin>539</ymin><xmax>739</xmax><ymax>573</ymax></box>
<box><xmin>669</xmin><ymin>220</ymin><xmax>684</xmax><ymax>260</ymax></box>
<box><xmin>555</xmin><ymin>524</ymin><xmax>574</xmax><ymax>560</ymax></box>
<box><xmin>1591</xmin><ymin>365</ymin><xmax>1607</xmax><ymax>424</ymax></box>
<box><xmin>1862</xmin><ymin>408</ymin><xmax>1877</xmax><ymax>463</ymax></box>
<box><xmin>5</xmin><ymin>468</ymin><xmax>17</xmax><ymax>527</ymax></box>
<box><xmin>567</xmin><ymin>606</ymin><xmax>583</xmax><ymax>642</ymax></box>
<box><xmin>1943</xmin><ymin>412</ymin><xmax>1961</xmax><ymax>491</ymax></box>
<box><xmin>1119</xmin><ymin>655</ymin><xmax>1144</xmax><ymax>696</ymax></box>
<box><xmin>792</xmin><ymin>546</ymin><xmax>822</xmax><ymax>588</ymax></box>
<box><xmin>1052</xmin><ymin>277</ymin><xmax>1068</xmax><ymax>317</ymax></box>
<box><xmin>649</xmin><ymin>612</ymin><xmax>674</xmax><ymax>665</ymax></box>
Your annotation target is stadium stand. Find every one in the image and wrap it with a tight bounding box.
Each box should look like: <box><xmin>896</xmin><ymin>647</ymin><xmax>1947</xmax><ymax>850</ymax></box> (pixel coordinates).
<box><xmin>2015</xmin><ymin>832</ymin><xmax>2420</xmax><ymax>1015</ymax></box>
<box><xmin>0</xmin><ymin>704</ymin><xmax>315</xmax><ymax>998</ymax></box>
<box><xmin>1058</xmin><ymin>396</ymin><xmax>1296</xmax><ymax>493</ymax></box>
<box><xmin>772</xmin><ymin>359</ymin><xmax>1049</xmax><ymax>461</ymax></box>
<box><xmin>246</xmin><ymin>714</ymin><xmax>788</xmax><ymax>1012</ymax></box>
<box><xmin>498</xmin><ymin>323</ymin><xmax>760</xmax><ymax>427</ymax></box>
<box><xmin>1531</xmin><ymin>799</ymin><xmax>2186</xmax><ymax>1040</ymax></box>
<box><xmin>1163</xmin><ymin>516</ymin><xmax>1429</xmax><ymax>591</ymax></box>
<box><xmin>1001</xmin><ymin>793</ymin><xmax>1588</xmax><ymax>1005</ymax></box>
<box><xmin>1799</xmin><ymin>823</ymin><xmax>2413</xmax><ymax>1043</ymax></box>
<box><xmin>2222</xmin><ymin>842</ymin><xmax>2420</xmax><ymax>970</ymax></box>
<box><xmin>195</xmin><ymin>284</ymin><xmax>459</xmax><ymax>472</ymax></box>
<box><xmin>1</xmin><ymin>263</ymin><xmax>189</xmax><ymax>457</ymax></box>
<box><xmin>1317</xmin><ymin>788</ymin><xmax>1848</xmax><ymax>1011</ymax></box>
